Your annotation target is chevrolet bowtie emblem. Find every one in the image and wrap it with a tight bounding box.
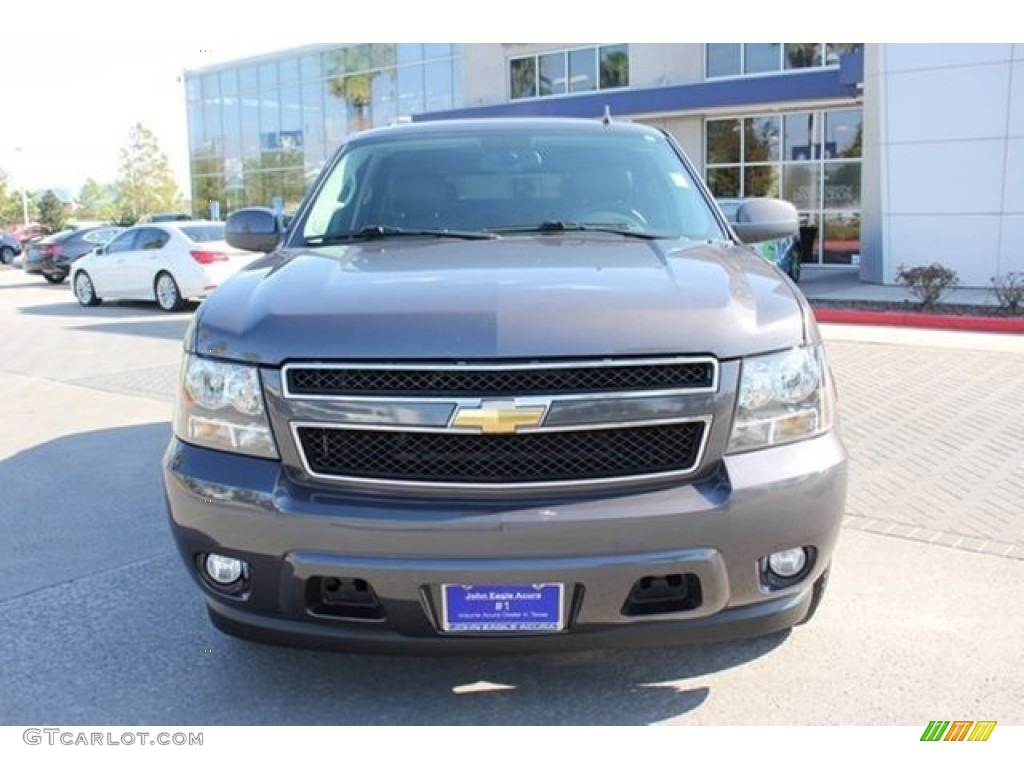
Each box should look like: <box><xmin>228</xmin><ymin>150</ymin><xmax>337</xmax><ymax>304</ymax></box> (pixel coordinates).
<box><xmin>451</xmin><ymin>402</ymin><xmax>546</xmax><ymax>434</ymax></box>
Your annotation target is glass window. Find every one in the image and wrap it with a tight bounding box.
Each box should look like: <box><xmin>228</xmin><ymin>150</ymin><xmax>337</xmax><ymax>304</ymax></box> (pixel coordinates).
<box><xmin>823</xmin><ymin>162</ymin><xmax>861</xmax><ymax>209</ymax></box>
<box><xmin>785</xmin><ymin>44</ymin><xmax>822</xmax><ymax>69</ymax></box>
<box><xmin>106</xmin><ymin>229</ymin><xmax>138</xmax><ymax>254</ymax></box>
<box><xmin>136</xmin><ymin>227</ymin><xmax>170</xmax><ymax>250</ymax></box>
<box><xmin>398</xmin><ymin>43</ymin><xmax>423</xmax><ymax>66</ymax></box>
<box><xmin>371</xmin><ymin>69</ymin><xmax>397</xmax><ymax>127</ymax></box>
<box><xmin>510</xmin><ymin>57</ymin><xmax>536</xmax><ymax>99</ymax></box>
<box><xmin>782</xmin><ymin>163</ymin><xmax>820</xmax><ymax>209</ymax></box>
<box><xmin>202</xmin><ymin>75</ymin><xmax>222</xmax><ymax>155</ymax></box>
<box><xmin>568</xmin><ymin>48</ymin><xmax>596</xmax><ymax>92</ymax></box>
<box><xmin>744</xmin><ymin>166</ymin><xmax>780</xmax><ymax>198</ymax></box>
<box><xmin>259</xmin><ymin>61</ymin><xmax>278</xmax><ymax>92</ymax></box>
<box><xmin>185</xmin><ymin>76</ymin><xmax>200</xmax><ymax>104</ymax></box>
<box><xmin>397</xmin><ymin>65</ymin><xmax>425</xmax><ymax>116</ymax></box>
<box><xmin>301</xmin><ymin>79</ymin><xmax>324</xmax><ymax>150</ymax></box>
<box><xmin>423</xmin><ymin>43</ymin><xmax>452</xmax><ymax>60</ymax></box>
<box><xmin>825</xmin><ymin>109</ymin><xmax>862</xmax><ymax>159</ymax></box>
<box><xmin>424</xmin><ymin>61</ymin><xmax>453</xmax><ymax>113</ymax></box>
<box><xmin>825</xmin><ymin>43</ymin><xmax>858</xmax><ymax>66</ymax></box>
<box><xmin>220</xmin><ymin>70</ymin><xmax>237</xmax><ymax>98</ymax></box>
<box><xmin>452</xmin><ymin>56</ymin><xmax>464</xmax><ymax>109</ymax></box>
<box><xmin>370</xmin><ymin>44</ymin><xmax>397</xmax><ymax>69</ymax></box>
<box><xmin>323</xmin><ymin>79</ymin><xmax>348</xmax><ymax>146</ymax></box>
<box><xmin>260</xmin><ymin>91</ymin><xmax>280</xmax><ymax>153</ymax></box>
<box><xmin>706</xmin><ymin>44</ymin><xmax>741</xmax><ymax>78</ymax></box>
<box><xmin>822</xmin><ymin>213</ymin><xmax>859</xmax><ymax>264</ymax></box>
<box><xmin>599</xmin><ymin>44</ymin><xmax>629</xmax><ymax>89</ymax></box>
<box><xmin>707</xmin><ymin>119</ymin><xmax>741</xmax><ymax>164</ymax></box>
<box><xmin>240</xmin><ymin>95</ymin><xmax>260</xmax><ymax>160</ymax></box>
<box><xmin>239</xmin><ymin>66</ymin><xmax>259</xmax><ymax>94</ymax></box>
<box><xmin>278</xmin><ymin>57</ymin><xmax>299</xmax><ymax>84</ymax></box>
<box><xmin>180</xmin><ymin>224</ymin><xmax>226</xmax><ymax>243</ymax></box>
<box><xmin>300</xmin><ymin>53</ymin><xmax>321</xmax><ymax>81</ymax></box>
<box><xmin>784</xmin><ymin>113</ymin><xmax>820</xmax><ymax>161</ymax></box>
<box><xmin>539</xmin><ymin>52</ymin><xmax>566</xmax><ymax>96</ymax></box>
<box><xmin>707</xmin><ymin>167</ymin><xmax>740</xmax><ymax>198</ymax></box>
<box><xmin>744</xmin><ymin>116</ymin><xmax>780</xmax><ymax>162</ymax></box>
<box><xmin>744</xmin><ymin>43</ymin><xmax>781</xmax><ymax>74</ymax></box>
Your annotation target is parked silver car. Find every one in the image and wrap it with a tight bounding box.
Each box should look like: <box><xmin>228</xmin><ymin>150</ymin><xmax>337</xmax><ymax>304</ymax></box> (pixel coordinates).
<box><xmin>0</xmin><ymin>231</ymin><xmax>21</xmax><ymax>265</ymax></box>
<box><xmin>164</xmin><ymin>118</ymin><xmax>847</xmax><ymax>652</ymax></box>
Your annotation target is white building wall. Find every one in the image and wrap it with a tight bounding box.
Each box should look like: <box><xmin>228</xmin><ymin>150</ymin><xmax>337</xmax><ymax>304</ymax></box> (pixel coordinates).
<box><xmin>865</xmin><ymin>44</ymin><xmax>1023</xmax><ymax>286</ymax></box>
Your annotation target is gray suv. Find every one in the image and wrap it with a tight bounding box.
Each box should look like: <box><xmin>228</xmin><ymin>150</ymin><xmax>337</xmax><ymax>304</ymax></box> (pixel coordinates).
<box><xmin>163</xmin><ymin>118</ymin><xmax>847</xmax><ymax>652</ymax></box>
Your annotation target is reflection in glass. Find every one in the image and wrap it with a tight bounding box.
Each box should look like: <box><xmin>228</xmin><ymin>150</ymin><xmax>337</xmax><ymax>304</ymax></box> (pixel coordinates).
<box><xmin>300</xmin><ymin>54</ymin><xmax>321</xmax><ymax>81</ymax></box>
<box><xmin>707</xmin><ymin>167</ymin><xmax>740</xmax><ymax>198</ymax></box>
<box><xmin>825</xmin><ymin>44</ymin><xmax>858</xmax><ymax>66</ymax></box>
<box><xmin>510</xmin><ymin>57</ymin><xmax>536</xmax><ymax>99</ymax></box>
<box><xmin>278</xmin><ymin>58</ymin><xmax>299</xmax><ymax>84</ymax></box>
<box><xmin>784</xmin><ymin>112</ymin><xmax>819</xmax><ymax>161</ymax></box>
<box><xmin>599</xmin><ymin>44</ymin><xmax>629</xmax><ymax>89</ymax></box>
<box><xmin>539</xmin><ymin>52</ymin><xmax>566</xmax><ymax>96</ymax></box>
<box><xmin>782</xmin><ymin>163</ymin><xmax>820</xmax><ymax>209</ymax></box>
<box><xmin>825</xmin><ymin>109</ymin><xmax>862</xmax><ymax>158</ymax></box>
<box><xmin>398</xmin><ymin>43</ymin><xmax>423</xmax><ymax>66</ymax></box>
<box><xmin>823</xmin><ymin>162</ymin><xmax>861</xmax><ymax>209</ymax></box>
<box><xmin>744</xmin><ymin>165</ymin><xmax>780</xmax><ymax>198</ymax></box>
<box><xmin>569</xmin><ymin>48</ymin><xmax>596</xmax><ymax>92</ymax></box>
<box><xmin>744</xmin><ymin>116</ymin><xmax>779</xmax><ymax>162</ymax></box>
<box><xmin>424</xmin><ymin>61</ymin><xmax>453</xmax><ymax>112</ymax></box>
<box><xmin>240</xmin><ymin>95</ymin><xmax>260</xmax><ymax>160</ymax></box>
<box><xmin>398</xmin><ymin>65</ymin><xmax>425</xmax><ymax>116</ymax></box>
<box><xmin>259</xmin><ymin>62</ymin><xmax>277</xmax><ymax>92</ymax></box>
<box><xmin>706</xmin><ymin>43</ymin><xmax>740</xmax><ymax>78</ymax></box>
<box><xmin>423</xmin><ymin>43</ymin><xmax>452</xmax><ymax>60</ymax></box>
<box><xmin>239</xmin><ymin>66</ymin><xmax>259</xmax><ymax>94</ymax></box>
<box><xmin>371</xmin><ymin>69</ymin><xmax>397</xmax><ymax>127</ymax></box>
<box><xmin>744</xmin><ymin>43</ymin><xmax>781</xmax><ymax>73</ymax></box>
<box><xmin>798</xmin><ymin>213</ymin><xmax>821</xmax><ymax>264</ymax></box>
<box><xmin>784</xmin><ymin>44</ymin><xmax>822</xmax><ymax>69</ymax></box>
<box><xmin>707</xmin><ymin>119</ymin><xmax>741</xmax><ymax>164</ymax></box>
<box><xmin>302</xmin><ymin>80</ymin><xmax>324</xmax><ymax>150</ymax></box>
<box><xmin>823</xmin><ymin>213</ymin><xmax>860</xmax><ymax>264</ymax></box>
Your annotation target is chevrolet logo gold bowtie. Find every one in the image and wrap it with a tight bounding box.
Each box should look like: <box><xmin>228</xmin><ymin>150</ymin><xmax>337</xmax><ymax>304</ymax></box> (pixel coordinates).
<box><xmin>451</xmin><ymin>402</ymin><xmax>546</xmax><ymax>434</ymax></box>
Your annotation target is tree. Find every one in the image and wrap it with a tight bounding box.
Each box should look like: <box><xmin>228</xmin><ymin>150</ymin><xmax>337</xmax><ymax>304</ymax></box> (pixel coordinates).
<box><xmin>113</xmin><ymin>123</ymin><xmax>182</xmax><ymax>224</ymax></box>
<box><xmin>37</xmin><ymin>190</ymin><xmax>67</xmax><ymax>232</ymax></box>
<box><xmin>0</xmin><ymin>169</ymin><xmax>36</xmax><ymax>227</ymax></box>
<box><xmin>76</xmin><ymin>177</ymin><xmax>116</xmax><ymax>222</ymax></box>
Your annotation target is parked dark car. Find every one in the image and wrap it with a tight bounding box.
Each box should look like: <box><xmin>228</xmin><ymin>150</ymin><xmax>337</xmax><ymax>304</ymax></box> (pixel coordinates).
<box><xmin>717</xmin><ymin>198</ymin><xmax>803</xmax><ymax>283</ymax></box>
<box><xmin>1</xmin><ymin>231</ymin><xmax>22</xmax><ymax>265</ymax></box>
<box><xmin>24</xmin><ymin>226</ymin><xmax>124</xmax><ymax>283</ymax></box>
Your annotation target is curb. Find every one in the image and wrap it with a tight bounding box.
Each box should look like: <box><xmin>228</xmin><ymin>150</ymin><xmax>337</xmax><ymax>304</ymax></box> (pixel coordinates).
<box><xmin>812</xmin><ymin>307</ymin><xmax>1024</xmax><ymax>334</ymax></box>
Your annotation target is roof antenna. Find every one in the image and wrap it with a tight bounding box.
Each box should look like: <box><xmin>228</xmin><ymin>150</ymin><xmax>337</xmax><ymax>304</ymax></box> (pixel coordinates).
<box><xmin>602</xmin><ymin>105</ymin><xmax>612</xmax><ymax>125</ymax></box>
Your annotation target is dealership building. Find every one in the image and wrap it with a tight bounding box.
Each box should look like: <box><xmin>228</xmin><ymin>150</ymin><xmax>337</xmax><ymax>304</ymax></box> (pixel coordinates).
<box><xmin>183</xmin><ymin>44</ymin><xmax>1024</xmax><ymax>287</ymax></box>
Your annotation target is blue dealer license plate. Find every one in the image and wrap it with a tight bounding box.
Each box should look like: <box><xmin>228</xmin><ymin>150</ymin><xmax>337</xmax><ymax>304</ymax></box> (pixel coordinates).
<box><xmin>441</xmin><ymin>584</ymin><xmax>564</xmax><ymax>633</ymax></box>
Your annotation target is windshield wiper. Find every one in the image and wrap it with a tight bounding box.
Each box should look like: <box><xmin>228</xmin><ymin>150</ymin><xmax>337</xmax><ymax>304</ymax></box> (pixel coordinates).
<box><xmin>305</xmin><ymin>225</ymin><xmax>498</xmax><ymax>245</ymax></box>
<box><xmin>488</xmin><ymin>221</ymin><xmax>663</xmax><ymax>240</ymax></box>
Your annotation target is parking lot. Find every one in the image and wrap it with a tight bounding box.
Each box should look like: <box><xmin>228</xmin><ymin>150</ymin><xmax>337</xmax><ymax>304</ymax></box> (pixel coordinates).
<box><xmin>1</xmin><ymin>266</ymin><xmax>1022</xmax><ymax>726</ymax></box>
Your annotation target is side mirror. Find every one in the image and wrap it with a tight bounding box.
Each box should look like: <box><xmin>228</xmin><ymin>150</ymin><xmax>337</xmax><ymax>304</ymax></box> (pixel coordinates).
<box><xmin>226</xmin><ymin>207</ymin><xmax>281</xmax><ymax>253</ymax></box>
<box><xmin>729</xmin><ymin>198</ymin><xmax>799</xmax><ymax>244</ymax></box>
<box><xmin>93</xmin><ymin>245</ymin><xmax>105</xmax><ymax>256</ymax></box>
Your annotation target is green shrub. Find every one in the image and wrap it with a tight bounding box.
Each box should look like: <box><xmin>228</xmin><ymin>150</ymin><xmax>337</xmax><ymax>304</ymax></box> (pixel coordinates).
<box><xmin>895</xmin><ymin>263</ymin><xmax>960</xmax><ymax>310</ymax></box>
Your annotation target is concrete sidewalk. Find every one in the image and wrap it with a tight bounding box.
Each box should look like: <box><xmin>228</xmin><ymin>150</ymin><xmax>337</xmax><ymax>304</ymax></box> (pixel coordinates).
<box><xmin>800</xmin><ymin>266</ymin><xmax>1000</xmax><ymax>307</ymax></box>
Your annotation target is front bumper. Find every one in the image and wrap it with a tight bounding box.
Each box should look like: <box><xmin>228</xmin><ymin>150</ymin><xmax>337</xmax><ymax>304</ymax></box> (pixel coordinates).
<box><xmin>163</xmin><ymin>432</ymin><xmax>846</xmax><ymax>652</ymax></box>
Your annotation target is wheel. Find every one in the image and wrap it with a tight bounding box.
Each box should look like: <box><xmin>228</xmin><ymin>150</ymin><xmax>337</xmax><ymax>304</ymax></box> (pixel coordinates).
<box><xmin>154</xmin><ymin>271</ymin><xmax>185</xmax><ymax>312</ymax></box>
<box><xmin>43</xmin><ymin>273</ymin><xmax>66</xmax><ymax>284</ymax></box>
<box><xmin>0</xmin><ymin>246</ymin><xmax>13</xmax><ymax>265</ymax></box>
<box><xmin>73</xmin><ymin>271</ymin><xmax>101</xmax><ymax>307</ymax></box>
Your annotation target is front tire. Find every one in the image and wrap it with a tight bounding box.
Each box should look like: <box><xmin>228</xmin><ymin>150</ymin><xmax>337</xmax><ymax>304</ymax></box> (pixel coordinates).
<box><xmin>155</xmin><ymin>271</ymin><xmax>185</xmax><ymax>312</ymax></box>
<box><xmin>74</xmin><ymin>271</ymin><xmax>101</xmax><ymax>307</ymax></box>
<box><xmin>0</xmin><ymin>246</ymin><xmax>14</xmax><ymax>265</ymax></box>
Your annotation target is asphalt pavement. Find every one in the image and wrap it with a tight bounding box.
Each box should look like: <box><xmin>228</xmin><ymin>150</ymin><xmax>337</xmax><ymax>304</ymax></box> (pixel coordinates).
<box><xmin>1</xmin><ymin>266</ymin><xmax>1021</xmax><ymax>725</ymax></box>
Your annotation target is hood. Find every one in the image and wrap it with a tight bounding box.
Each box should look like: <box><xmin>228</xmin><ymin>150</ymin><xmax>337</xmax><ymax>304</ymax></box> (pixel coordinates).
<box><xmin>192</xmin><ymin>237</ymin><xmax>808</xmax><ymax>365</ymax></box>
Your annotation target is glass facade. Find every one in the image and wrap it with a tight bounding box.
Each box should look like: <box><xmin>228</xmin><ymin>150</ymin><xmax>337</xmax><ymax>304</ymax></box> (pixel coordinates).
<box><xmin>705</xmin><ymin>43</ymin><xmax>858</xmax><ymax>78</ymax></box>
<box><xmin>705</xmin><ymin>108</ymin><xmax>863</xmax><ymax>265</ymax></box>
<box><xmin>509</xmin><ymin>45</ymin><xmax>629</xmax><ymax>100</ymax></box>
<box><xmin>185</xmin><ymin>44</ymin><xmax>462</xmax><ymax>217</ymax></box>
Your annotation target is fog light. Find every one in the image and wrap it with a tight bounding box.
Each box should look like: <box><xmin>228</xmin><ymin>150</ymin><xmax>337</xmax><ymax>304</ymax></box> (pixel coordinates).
<box><xmin>204</xmin><ymin>553</ymin><xmax>245</xmax><ymax>585</ymax></box>
<box><xmin>768</xmin><ymin>548</ymin><xmax>808</xmax><ymax>578</ymax></box>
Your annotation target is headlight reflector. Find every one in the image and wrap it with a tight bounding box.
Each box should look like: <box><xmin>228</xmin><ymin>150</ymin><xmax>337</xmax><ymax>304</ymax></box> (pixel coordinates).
<box><xmin>174</xmin><ymin>355</ymin><xmax>278</xmax><ymax>458</ymax></box>
<box><xmin>728</xmin><ymin>346</ymin><xmax>834</xmax><ymax>453</ymax></box>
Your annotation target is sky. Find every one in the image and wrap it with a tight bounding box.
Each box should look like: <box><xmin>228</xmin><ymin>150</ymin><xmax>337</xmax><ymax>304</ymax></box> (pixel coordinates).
<box><xmin>0</xmin><ymin>3</ymin><xmax>1002</xmax><ymax>202</ymax></box>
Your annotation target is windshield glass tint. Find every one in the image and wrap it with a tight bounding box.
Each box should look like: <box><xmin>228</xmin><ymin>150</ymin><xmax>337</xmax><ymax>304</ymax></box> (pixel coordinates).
<box><xmin>301</xmin><ymin>127</ymin><xmax>725</xmax><ymax>242</ymax></box>
<box><xmin>180</xmin><ymin>224</ymin><xmax>225</xmax><ymax>243</ymax></box>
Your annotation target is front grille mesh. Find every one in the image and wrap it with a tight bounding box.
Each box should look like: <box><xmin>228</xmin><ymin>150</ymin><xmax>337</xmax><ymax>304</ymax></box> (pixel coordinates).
<box><xmin>297</xmin><ymin>422</ymin><xmax>705</xmax><ymax>484</ymax></box>
<box><xmin>286</xmin><ymin>361</ymin><xmax>713</xmax><ymax>397</ymax></box>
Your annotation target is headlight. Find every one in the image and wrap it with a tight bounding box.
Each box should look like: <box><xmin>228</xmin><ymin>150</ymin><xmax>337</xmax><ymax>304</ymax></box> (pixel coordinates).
<box><xmin>727</xmin><ymin>345</ymin><xmax>834</xmax><ymax>453</ymax></box>
<box><xmin>173</xmin><ymin>355</ymin><xmax>278</xmax><ymax>458</ymax></box>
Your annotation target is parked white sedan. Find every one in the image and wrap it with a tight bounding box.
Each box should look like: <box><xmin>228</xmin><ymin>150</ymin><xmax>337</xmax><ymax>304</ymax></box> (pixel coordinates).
<box><xmin>70</xmin><ymin>221</ymin><xmax>258</xmax><ymax>311</ymax></box>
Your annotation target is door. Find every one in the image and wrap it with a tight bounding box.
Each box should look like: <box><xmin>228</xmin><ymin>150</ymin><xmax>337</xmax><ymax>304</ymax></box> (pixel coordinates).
<box><xmin>88</xmin><ymin>229</ymin><xmax>139</xmax><ymax>297</ymax></box>
<box><xmin>118</xmin><ymin>227</ymin><xmax>171</xmax><ymax>299</ymax></box>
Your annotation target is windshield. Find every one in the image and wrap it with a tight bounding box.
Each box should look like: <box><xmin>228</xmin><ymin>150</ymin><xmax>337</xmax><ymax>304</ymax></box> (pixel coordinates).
<box><xmin>300</xmin><ymin>126</ymin><xmax>726</xmax><ymax>243</ymax></box>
